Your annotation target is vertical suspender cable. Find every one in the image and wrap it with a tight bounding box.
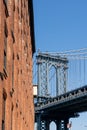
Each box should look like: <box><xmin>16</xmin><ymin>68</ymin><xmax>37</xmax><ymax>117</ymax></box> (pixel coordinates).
<box><xmin>84</xmin><ymin>56</ymin><xmax>85</xmax><ymax>84</ymax></box>
<box><xmin>79</xmin><ymin>56</ymin><xmax>81</xmax><ymax>87</ymax></box>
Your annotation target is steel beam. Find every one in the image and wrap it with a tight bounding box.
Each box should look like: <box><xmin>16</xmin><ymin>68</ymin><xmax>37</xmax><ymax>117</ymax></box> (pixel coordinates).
<box><xmin>56</xmin><ymin>120</ymin><xmax>62</xmax><ymax>130</ymax></box>
<box><xmin>64</xmin><ymin>119</ymin><xmax>69</xmax><ymax>130</ymax></box>
<box><xmin>36</xmin><ymin>114</ymin><xmax>41</xmax><ymax>130</ymax></box>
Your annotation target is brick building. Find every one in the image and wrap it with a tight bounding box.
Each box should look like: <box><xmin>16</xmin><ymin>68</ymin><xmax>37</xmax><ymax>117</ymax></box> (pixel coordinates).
<box><xmin>0</xmin><ymin>0</ymin><xmax>35</xmax><ymax>130</ymax></box>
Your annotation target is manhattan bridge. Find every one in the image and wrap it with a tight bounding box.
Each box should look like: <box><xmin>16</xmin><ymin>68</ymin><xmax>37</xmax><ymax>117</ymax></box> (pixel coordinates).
<box><xmin>33</xmin><ymin>48</ymin><xmax>87</xmax><ymax>130</ymax></box>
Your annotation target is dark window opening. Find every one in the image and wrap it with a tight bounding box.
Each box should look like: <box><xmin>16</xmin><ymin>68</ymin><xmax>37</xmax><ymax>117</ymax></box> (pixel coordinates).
<box><xmin>4</xmin><ymin>38</ymin><xmax>7</xmax><ymax>69</ymax></box>
<box><xmin>2</xmin><ymin>120</ymin><xmax>5</xmax><ymax>130</ymax></box>
<box><xmin>2</xmin><ymin>89</ymin><xmax>7</xmax><ymax>130</ymax></box>
<box><xmin>17</xmin><ymin>54</ymin><xmax>19</xmax><ymax>60</ymax></box>
<box><xmin>4</xmin><ymin>20</ymin><xmax>7</xmax><ymax>70</ymax></box>
<box><xmin>3</xmin><ymin>0</ymin><xmax>9</xmax><ymax>17</ymax></box>
<box><xmin>4</xmin><ymin>21</ymin><xmax>8</xmax><ymax>37</ymax></box>
<box><xmin>16</xmin><ymin>103</ymin><xmax>18</xmax><ymax>108</ymax></box>
<box><xmin>12</xmin><ymin>53</ymin><xmax>14</xmax><ymax>89</ymax></box>
<box><xmin>21</xmin><ymin>69</ymin><xmax>22</xmax><ymax>74</ymax></box>
<box><xmin>13</xmin><ymin>1</ymin><xmax>15</xmax><ymax>11</ymax></box>
<box><xmin>11</xmin><ymin>30</ymin><xmax>15</xmax><ymax>43</ymax></box>
<box><xmin>4</xmin><ymin>0</ymin><xmax>7</xmax><ymax>5</ymax></box>
<box><xmin>21</xmin><ymin>9</ymin><xmax>23</xmax><ymax>19</ymax></box>
<box><xmin>4</xmin><ymin>50</ymin><xmax>7</xmax><ymax>69</ymax></box>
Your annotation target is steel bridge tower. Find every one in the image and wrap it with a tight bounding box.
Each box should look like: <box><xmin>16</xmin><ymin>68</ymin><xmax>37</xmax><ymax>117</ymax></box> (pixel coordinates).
<box><xmin>36</xmin><ymin>52</ymin><xmax>68</xmax><ymax>100</ymax></box>
<box><xmin>35</xmin><ymin>52</ymin><xmax>69</xmax><ymax>130</ymax></box>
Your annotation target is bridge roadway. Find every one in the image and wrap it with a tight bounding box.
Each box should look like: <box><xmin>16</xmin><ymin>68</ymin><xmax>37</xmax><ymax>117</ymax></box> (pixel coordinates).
<box><xmin>35</xmin><ymin>85</ymin><xmax>87</xmax><ymax>130</ymax></box>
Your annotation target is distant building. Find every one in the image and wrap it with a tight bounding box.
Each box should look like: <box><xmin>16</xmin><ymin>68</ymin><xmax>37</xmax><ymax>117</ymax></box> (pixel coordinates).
<box><xmin>0</xmin><ymin>0</ymin><xmax>35</xmax><ymax>130</ymax></box>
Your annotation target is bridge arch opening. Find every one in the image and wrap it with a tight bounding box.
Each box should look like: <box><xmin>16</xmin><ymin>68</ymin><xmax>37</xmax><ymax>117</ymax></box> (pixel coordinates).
<box><xmin>49</xmin><ymin>65</ymin><xmax>57</xmax><ymax>97</ymax></box>
<box><xmin>50</xmin><ymin>121</ymin><xmax>56</xmax><ymax>130</ymax></box>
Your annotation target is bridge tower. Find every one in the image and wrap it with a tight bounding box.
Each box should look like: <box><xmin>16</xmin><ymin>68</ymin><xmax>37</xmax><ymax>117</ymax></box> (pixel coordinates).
<box><xmin>36</xmin><ymin>52</ymin><xmax>68</xmax><ymax>130</ymax></box>
<box><xmin>36</xmin><ymin>52</ymin><xmax>68</xmax><ymax>100</ymax></box>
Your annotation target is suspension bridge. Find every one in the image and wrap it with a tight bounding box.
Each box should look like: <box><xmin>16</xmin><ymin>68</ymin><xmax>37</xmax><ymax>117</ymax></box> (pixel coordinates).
<box><xmin>33</xmin><ymin>48</ymin><xmax>87</xmax><ymax>130</ymax></box>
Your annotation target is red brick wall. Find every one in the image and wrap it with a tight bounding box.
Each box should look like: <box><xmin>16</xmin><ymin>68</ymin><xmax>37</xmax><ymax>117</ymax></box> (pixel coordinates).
<box><xmin>0</xmin><ymin>0</ymin><xmax>34</xmax><ymax>130</ymax></box>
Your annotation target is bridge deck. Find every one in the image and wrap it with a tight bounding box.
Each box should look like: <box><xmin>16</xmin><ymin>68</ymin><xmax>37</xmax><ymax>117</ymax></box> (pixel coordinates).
<box><xmin>35</xmin><ymin>85</ymin><xmax>87</xmax><ymax>120</ymax></box>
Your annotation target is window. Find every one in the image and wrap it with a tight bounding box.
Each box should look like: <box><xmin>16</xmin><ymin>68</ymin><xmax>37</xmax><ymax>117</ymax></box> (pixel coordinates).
<box><xmin>13</xmin><ymin>1</ymin><xmax>15</xmax><ymax>11</ymax></box>
<box><xmin>11</xmin><ymin>30</ymin><xmax>15</xmax><ymax>43</ymax></box>
<box><xmin>12</xmin><ymin>53</ymin><xmax>14</xmax><ymax>89</ymax></box>
<box><xmin>4</xmin><ymin>21</ymin><xmax>8</xmax><ymax>37</ymax></box>
<box><xmin>4</xmin><ymin>0</ymin><xmax>7</xmax><ymax>5</ymax></box>
<box><xmin>4</xmin><ymin>21</ymin><xmax>7</xmax><ymax>69</ymax></box>
<box><xmin>2</xmin><ymin>120</ymin><xmax>4</xmax><ymax>130</ymax></box>
<box><xmin>2</xmin><ymin>89</ymin><xmax>7</xmax><ymax>130</ymax></box>
<box><xmin>4</xmin><ymin>38</ymin><xmax>7</xmax><ymax>69</ymax></box>
<box><xmin>3</xmin><ymin>0</ymin><xmax>9</xmax><ymax>17</ymax></box>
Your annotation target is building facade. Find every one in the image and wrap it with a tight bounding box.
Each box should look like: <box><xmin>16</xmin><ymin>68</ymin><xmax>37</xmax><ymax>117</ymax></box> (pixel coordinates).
<box><xmin>0</xmin><ymin>0</ymin><xmax>35</xmax><ymax>130</ymax></box>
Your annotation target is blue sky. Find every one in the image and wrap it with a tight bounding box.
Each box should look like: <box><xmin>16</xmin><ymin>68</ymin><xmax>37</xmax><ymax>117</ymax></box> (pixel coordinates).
<box><xmin>33</xmin><ymin>0</ymin><xmax>87</xmax><ymax>52</ymax></box>
<box><xmin>33</xmin><ymin>0</ymin><xmax>87</xmax><ymax>129</ymax></box>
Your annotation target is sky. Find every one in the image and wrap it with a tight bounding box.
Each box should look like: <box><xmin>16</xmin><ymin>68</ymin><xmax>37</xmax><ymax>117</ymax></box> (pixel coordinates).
<box><xmin>33</xmin><ymin>0</ymin><xmax>87</xmax><ymax>130</ymax></box>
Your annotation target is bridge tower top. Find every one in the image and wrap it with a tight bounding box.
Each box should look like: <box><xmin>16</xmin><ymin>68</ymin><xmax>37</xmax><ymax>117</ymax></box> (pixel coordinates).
<box><xmin>36</xmin><ymin>52</ymin><xmax>68</xmax><ymax>100</ymax></box>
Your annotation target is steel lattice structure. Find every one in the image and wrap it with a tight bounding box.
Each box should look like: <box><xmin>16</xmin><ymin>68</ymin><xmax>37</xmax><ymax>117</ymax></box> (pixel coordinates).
<box><xmin>36</xmin><ymin>52</ymin><xmax>68</xmax><ymax>99</ymax></box>
<box><xmin>34</xmin><ymin>48</ymin><xmax>87</xmax><ymax>130</ymax></box>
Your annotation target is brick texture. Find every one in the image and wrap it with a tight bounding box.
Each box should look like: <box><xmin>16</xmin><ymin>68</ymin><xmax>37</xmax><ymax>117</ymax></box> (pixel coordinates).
<box><xmin>0</xmin><ymin>0</ymin><xmax>35</xmax><ymax>130</ymax></box>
